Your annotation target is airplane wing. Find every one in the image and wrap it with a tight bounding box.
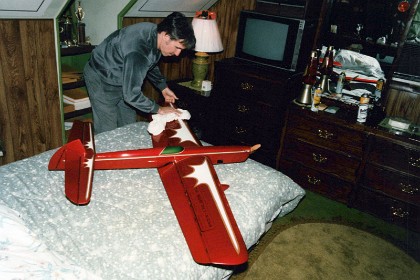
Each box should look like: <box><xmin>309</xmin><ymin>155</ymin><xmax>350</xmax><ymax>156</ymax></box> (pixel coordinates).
<box><xmin>152</xmin><ymin>119</ymin><xmax>248</xmax><ymax>265</ymax></box>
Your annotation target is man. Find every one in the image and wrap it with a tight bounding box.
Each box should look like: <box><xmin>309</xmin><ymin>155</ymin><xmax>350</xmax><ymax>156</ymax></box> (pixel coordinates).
<box><xmin>84</xmin><ymin>12</ymin><xmax>196</xmax><ymax>134</ymax></box>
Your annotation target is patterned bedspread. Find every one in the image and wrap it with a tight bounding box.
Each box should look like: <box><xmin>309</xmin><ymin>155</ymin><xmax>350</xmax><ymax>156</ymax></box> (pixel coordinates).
<box><xmin>0</xmin><ymin>122</ymin><xmax>304</xmax><ymax>279</ymax></box>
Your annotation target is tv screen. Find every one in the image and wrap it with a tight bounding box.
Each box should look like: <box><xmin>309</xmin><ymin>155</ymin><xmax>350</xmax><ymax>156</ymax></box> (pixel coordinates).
<box><xmin>235</xmin><ymin>10</ymin><xmax>317</xmax><ymax>72</ymax></box>
<box><xmin>242</xmin><ymin>18</ymin><xmax>289</xmax><ymax>61</ymax></box>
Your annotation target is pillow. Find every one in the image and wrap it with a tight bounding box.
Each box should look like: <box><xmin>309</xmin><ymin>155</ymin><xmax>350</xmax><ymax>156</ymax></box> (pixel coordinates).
<box><xmin>0</xmin><ymin>202</ymin><xmax>101</xmax><ymax>280</ymax></box>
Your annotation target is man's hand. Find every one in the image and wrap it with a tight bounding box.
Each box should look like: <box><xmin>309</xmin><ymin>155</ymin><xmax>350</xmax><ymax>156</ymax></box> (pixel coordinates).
<box><xmin>157</xmin><ymin>106</ymin><xmax>182</xmax><ymax>116</ymax></box>
<box><xmin>162</xmin><ymin>87</ymin><xmax>178</xmax><ymax>103</ymax></box>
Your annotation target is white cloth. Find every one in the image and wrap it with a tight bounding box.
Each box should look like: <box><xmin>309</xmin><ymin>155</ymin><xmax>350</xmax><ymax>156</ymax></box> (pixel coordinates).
<box><xmin>147</xmin><ymin>109</ymin><xmax>191</xmax><ymax>135</ymax></box>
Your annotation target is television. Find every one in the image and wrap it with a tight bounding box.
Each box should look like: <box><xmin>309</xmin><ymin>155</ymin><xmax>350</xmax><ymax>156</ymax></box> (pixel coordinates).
<box><xmin>235</xmin><ymin>10</ymin><xmax>317</xmax><ymax>72</ymax></box>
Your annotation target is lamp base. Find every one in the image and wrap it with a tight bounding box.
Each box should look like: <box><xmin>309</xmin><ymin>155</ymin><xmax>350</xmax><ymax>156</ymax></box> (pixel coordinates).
<box><xmin>191</xmin><ymin>52</ymin><xmax>210</xmax><ymax>89</ymax></box>
<box><xmin>320</xmin><ymin>75</ymin><xmax>330</xmax><ymax>93</ymax></box>
<box><xmin>294</xmin><ymin>83</ymin><xmax>313</xmax><ymax>106</ymax></box>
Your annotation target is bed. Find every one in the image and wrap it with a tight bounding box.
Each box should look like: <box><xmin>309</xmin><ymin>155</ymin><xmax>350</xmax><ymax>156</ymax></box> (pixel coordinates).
<box><xmin>0</xmin><ymin>121</ymin><xmax>305</xmax><ymax>279</ymax></box>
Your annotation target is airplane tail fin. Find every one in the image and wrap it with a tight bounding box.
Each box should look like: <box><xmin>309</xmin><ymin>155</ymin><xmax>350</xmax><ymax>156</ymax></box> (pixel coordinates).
<box><xmin>48</xmin><ymin>121</ymin><xmax>95</xmax><ymax>205</ymax></box>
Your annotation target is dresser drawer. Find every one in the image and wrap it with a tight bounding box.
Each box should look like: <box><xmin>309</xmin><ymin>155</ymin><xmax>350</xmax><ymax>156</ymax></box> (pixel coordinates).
<box><xmin>217</xmin><ymin>96</ymin><xmax>258</xmax><ymax>123</ymax></box>
<box><xmin>368</xmin><ymin>137</ymin><xmax>420</xmax><ymax>177</ymax></box>
<box><xmin>280</xmin><ymin>159</ymin><xmax>352</xmax><ymax>203</ymax></box>
<box><xmin>286</xmin><ymin>113</ymin><xmax>365</xmax><ymax>157</ymax></box>
<box><xmin>353</xmin><ymin>187</ymin><xmax>420</xmax><ymax>232</ymax></box>
<box><xmin>215</xmin><ymin>70</ymin><xmax>285</xmax><ymax>106</ymax></box>
<box><xmin>362</xmin><ymin>164</ymin><xmax>420</xmax><ymax>205</ymax></box>
<box><xmin>282</xmin><ymin>138</ymin><xmax>361</xmax><ymax>182</ymax></box>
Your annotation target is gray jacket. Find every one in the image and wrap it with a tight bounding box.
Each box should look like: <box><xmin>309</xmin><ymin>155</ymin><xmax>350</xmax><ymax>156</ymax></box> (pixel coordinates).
<box><xmin>87</xmin><ymin>23</ymin><xmax>166</xmax><ymax>113</ymax></box>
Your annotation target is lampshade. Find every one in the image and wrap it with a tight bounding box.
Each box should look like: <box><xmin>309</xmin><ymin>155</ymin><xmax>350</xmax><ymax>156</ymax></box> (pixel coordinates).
<box><xmin>190</xmin><ymin>11</ymin><xmax>223</xmax><ymax>90</ymax></box>
<box><xmin>192</xmin><ymin>12</ymin><xmax>223</xmax><ymax>53</ymax></box>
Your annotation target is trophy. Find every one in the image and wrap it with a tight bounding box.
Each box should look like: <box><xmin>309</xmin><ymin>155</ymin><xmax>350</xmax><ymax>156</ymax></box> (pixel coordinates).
<box><xmin>61</xmin><ymin>15</ymin><xmax>73</xmax><ymax>47</ymax></box>
<box><xmin>75</xmin><ymin>1</ymin><xmax>86</xmax><ymax>45</ymax></box>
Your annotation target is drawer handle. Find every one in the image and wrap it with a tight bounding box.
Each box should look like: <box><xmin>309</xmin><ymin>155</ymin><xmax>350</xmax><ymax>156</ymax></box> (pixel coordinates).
<box><xmin>317</xmin><ymin>129</ymin><xmax>334</xmax><ymax>140</ymax></box>
<box><xmin>307</xmin><ymin>175</ymin><xmax>321</xmax><ymax>185</ymax></box>
<box><xmin>312</xmin><ymin>153</ymin><xmax>327</xmax><ymax>163</ymax></box>
<box><xmin>240</xmin><ymin>82</ymin><xmax>254</xmax><ymax>91</ymax></box>
<box><xmin>237</xmin><ymin>104</ymin><xmax>250</xmax><ymax>113</ymax></box>
<box><xmin>399</xmin><ymin>183</ymin><xmax>419</xmax><ymax>195</ymax></box>
<box><xmin>390</xmin><ymin>206</ymin><xmax>409</xmax><ymax>218</ymax></box>
<box><xmin>409</xmin><ymin>157</ymin><xmax>420</xmax><ymax>168</ymax></box>
<box><xmin>235</xmin><ymin>126</ymin><xmax>247</xmax><ymax>134</ymax></box>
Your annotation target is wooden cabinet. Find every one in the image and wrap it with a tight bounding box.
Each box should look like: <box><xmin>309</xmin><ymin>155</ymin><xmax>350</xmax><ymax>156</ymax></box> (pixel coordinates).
<box><xmin>325</xmin><ymin>0</ymin><xmax>418</xmax><ymax>77</ymax></box>
<box><xmin>278</xmin><ymin>103</ymin><xmax>420</xmax><ymax>231</ymax></box>
<box><xmin>206</xmin><ymin>58</ymin><xmax>301</xmax><ymax>168</ymax></box>
<box><xmin>354</xmin><ymin>134</ymin><xmax>420</xmax><ymax>232</ymax></box>
<box><xmin>278</xmin><ymin>105</ymin><xmax>367</xmax><ymax>203</ymax></box>
<box><xmin>167</xmin><ymin>79</ymin><xmax>210</xmax><ymax>140</ymax></box>
<box><xmin>0</xmin><ymin>19</ymin><xmax>63</xmax><ymax>165</ymax></box>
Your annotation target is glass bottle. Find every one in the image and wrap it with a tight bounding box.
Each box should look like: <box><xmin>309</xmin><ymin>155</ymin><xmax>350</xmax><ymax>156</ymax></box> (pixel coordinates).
<box><xmin>319</xmin><ymin>46</ymin><xmax>334</xmax><ymax>93</ymax></box>
<box><xmin>302</xmin><ymin>50</ymin><xmax>319</xmax><ymax>86</ymax></box>
<box><xmin>374</xmin><ymin>78</ymin><xmax>384</xmax><ymax>105</ymax></box>
<box><xmin>320</xmin><ymin>46</ymin><xmax>334</xmax><ymax>76</ymax></box>
<box><xmin>311</xmin><ymin>86</ymin><xmax>323</xmax><ymax>112</ymax></box>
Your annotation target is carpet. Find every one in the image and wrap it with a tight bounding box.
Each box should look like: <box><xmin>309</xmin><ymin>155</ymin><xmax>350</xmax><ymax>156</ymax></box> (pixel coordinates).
<box><xmin>231</xmin><ymin>222</ymin><xmax>420</xmax><ymax>280</ymax></box>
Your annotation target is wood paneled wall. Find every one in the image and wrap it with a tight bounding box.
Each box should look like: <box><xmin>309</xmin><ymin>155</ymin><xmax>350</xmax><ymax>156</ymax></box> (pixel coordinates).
<box><xmin>122</xmin><ymin>0</ymin><xmax>256</xmax><ymax>102</ymax></box>
<box><xmin>385</xmin><ymin>84</ymin><xmax>420</xmax><ymax>124</ymax></box>
<box><xmin>0</xmin><ymin>19</ymin><xmax>62</xmax><ymax>165</ymax></box>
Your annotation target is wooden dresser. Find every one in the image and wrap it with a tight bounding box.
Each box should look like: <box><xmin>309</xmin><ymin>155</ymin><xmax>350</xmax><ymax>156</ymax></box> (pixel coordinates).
<box><xmin>278</xmin><ymin>104</ymin><xmax>420</xmax><ymax>232</ymax></box>
<box><xmin>278</xmin><ymin>105</ymin><xmax>367</xmax><ymax>204</ymax></box>
<box><xmin>354</xmin><ymin>131</ymin><xmax>420</xmax><ymax>231</ymax></box>
<box><xmin>206</xmin><ymin>58</ymin><xmax>301</xmax><ymax>168</ymax></box>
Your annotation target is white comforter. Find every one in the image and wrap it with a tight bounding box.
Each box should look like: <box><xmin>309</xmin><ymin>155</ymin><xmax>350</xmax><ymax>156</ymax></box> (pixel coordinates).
<box><xmin>0</xmin><ymin>122</ymin><xmax>304</xmax><ymax>279</ymax></box>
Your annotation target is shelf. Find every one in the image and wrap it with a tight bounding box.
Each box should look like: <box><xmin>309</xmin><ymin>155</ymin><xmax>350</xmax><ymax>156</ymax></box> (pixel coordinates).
<box><xmin>63</xmin><ymin>80</ymin><xmax>86</xmax><ymax>90</ymax></box>
<box><xmin>62</xmin><ymin>70</ymin><xmax>85</xmax><ymax>90</ymax></box>
<box><xmin>64</xmin><ymin>107</ymin><xmax>92</xmax><ymax>120</ymax></box>
<box><xmin>61</xmin><ymin>45</ymin><xmax>95</xmax><ymax>56</ymax></box>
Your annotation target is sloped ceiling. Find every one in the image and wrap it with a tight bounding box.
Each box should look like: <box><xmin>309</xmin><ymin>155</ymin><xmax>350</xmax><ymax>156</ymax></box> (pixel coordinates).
<box><xmin>0</xmin><ymin>0</ymin><xmax>67</xmax><ymax>18</ymax></box>
<box><xmin>124</xmin><ymin>0</ymin><xmax>219</xmax><ymax>17</ymax></box>
<box><xmin>0</xmin><ymin>0</ymin><xmax>219</xmax><ymax>19</ymax></box>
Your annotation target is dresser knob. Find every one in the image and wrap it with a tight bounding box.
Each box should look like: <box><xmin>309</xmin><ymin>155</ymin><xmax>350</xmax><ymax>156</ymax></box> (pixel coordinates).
<box><xmin>399</xmin><ymin>182</ymin><xmax>419</xmax><ymax>195</ymax></box>
<box><xmin>307</xmin><ymin>175</ymin><xmax>321</xmax><ymax>185</ymax></box>
<box><xmin>235</xmin><ymin>126</ymin><xmax>247</xmax><ymax>134</ymax></box>
<box><xmin>317</xmin><ymin>129</ymin><xmax>334</xmax><ymax>140</ymax></box>
<box><xmin>408</xmin><ymin>156</ymin><xmax>420</xmax><ymax>168</ymax></box>
<box><xmin>390</xmin><ymin>206</ymin><xmax>409</xmax><ymax>218</ymax></box>
<box><xmin>240</xmin><ymin>82</ymin><xmax>254</xmax><ymax>91</ymax></box>
<box><xmin>312</xmin><ymin>153</ymin><xmax>327</xmax><ymax>163</ymax></box>
<box><xmin>237</xmin><ymin>104</ymin><xmax>250</xmax><ymax>113</ymax></box>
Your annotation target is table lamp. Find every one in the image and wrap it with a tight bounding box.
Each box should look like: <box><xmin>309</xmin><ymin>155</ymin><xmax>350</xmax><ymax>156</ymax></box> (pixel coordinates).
<box><xmin>191</xmin><ymin>11</ymin><xmax>223</xmax><ymax>89</ymax></box>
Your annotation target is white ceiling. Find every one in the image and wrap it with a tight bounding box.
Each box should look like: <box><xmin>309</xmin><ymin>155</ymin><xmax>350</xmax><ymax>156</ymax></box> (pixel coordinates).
<box><xmin>0</xmin><ymin>0</ymin><xmax>66</xmax><ymax>18</ymax></box>
<box><xmin>0</xmin><ymin>0</ymin><xmax>219</xmax><ymax>19</ymax></box>
<box><xmin>125</xmin><ymin>0</ymin><xmax>219</xmax><ymax>17</ymax></box>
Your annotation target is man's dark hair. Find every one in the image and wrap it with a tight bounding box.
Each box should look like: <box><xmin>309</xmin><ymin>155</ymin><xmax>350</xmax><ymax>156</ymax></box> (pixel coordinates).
<box><xmin>157</xmin><ymin>12</ymin><xmax>196</xmax><ymax>50</ymax></box>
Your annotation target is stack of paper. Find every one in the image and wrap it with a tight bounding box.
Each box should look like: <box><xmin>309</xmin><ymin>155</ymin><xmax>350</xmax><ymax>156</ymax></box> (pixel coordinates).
<box><xmin>63</xmin><ymin>88</ymin><xmax>91</xmax><ymax>110</ymax></box>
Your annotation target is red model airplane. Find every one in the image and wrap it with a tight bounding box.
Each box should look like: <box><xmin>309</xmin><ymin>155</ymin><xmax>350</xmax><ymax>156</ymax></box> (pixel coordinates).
<box><xmin>49</xmin><ymin>117</ymin><xmax>260</xmax><ymax>266</ymax></box>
